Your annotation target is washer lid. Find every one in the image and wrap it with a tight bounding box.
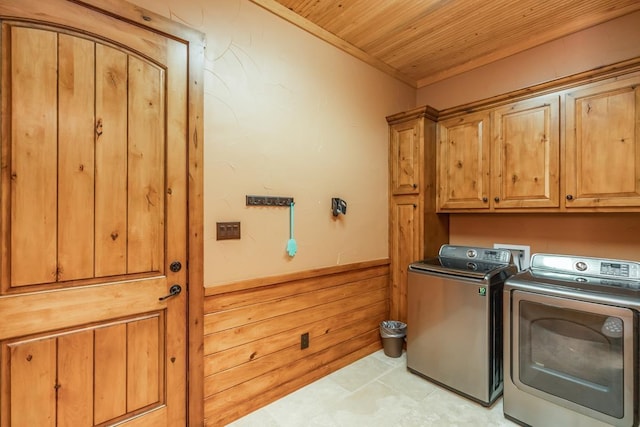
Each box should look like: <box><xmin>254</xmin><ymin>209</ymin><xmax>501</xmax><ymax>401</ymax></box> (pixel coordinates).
<box><xmin>410</xmin><ymin>245</ymin><xmax>516</xmax><ymax>280</ymax></box>
<box><xmin>409</xmin><ymin>257</ymin><xmax>514</xmax><ymax>280</ymax></box>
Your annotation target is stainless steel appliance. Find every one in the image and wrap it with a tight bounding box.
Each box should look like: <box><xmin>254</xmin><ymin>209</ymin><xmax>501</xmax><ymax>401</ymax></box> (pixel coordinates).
<box><xmin>407</xmin><ymin>245</ymin><xmax>517</xmax><ymax>406</ymax></box>
<box><xmin>504</xmin><ymin>253</ymin><xmax>639</xmax><ymax>427</ymax></box>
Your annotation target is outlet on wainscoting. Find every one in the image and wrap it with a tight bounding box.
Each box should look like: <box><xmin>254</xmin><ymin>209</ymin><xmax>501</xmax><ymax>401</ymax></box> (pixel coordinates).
<box><xmin>301</xmin><ymin>332</ymin><xmax>309</xmax><ymax>349</ymax></box>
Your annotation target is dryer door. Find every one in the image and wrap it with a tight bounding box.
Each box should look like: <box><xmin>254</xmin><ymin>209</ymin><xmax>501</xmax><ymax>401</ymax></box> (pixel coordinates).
<box><xmin>512</xmin><ymin>291</ymin><xmax>635</xmax><ymax>426</ymax></box>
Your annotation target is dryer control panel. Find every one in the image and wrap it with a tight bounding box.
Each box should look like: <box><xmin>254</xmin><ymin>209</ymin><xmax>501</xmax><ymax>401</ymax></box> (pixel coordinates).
<box><xmin>531</xmin><ymin>254</ymin><xmax>640</xmax><ymax>280</ymax></box>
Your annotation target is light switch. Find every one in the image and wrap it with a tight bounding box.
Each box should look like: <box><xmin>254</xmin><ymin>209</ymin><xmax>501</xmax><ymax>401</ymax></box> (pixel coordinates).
<box><xmin>216</xmin><ymin>222</ymin><xmax>241</xmax><ymax>240</ymax></box>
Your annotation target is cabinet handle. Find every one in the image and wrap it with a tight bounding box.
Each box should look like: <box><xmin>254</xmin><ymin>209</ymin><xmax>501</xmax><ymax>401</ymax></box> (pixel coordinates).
<box><xmin>482</xmin><ymin>197</ymin><xmax>488</xmax><ymax>203</ymax></box>
<box><xmin>413</xmin><ymin>204</ymin><xmax>417</xmax><ymax>208</ymax></box>
<box><xmin>494</xmin><ymin>197</ymin><xmax>500</xmax><ymax>203</ymax></box>
<box><xmin>412</xmin><ymin>183</ymin><xmax>417</xmax><ymax>189</ymax></box>
<box><xmin>566</xmin><ymin>195</ymin><xmax>574</xmax><ymax>201</ymax></box>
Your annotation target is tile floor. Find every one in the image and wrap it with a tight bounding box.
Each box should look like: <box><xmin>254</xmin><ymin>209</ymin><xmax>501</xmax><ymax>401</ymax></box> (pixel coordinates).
<box><xmin>228</xmin><ymin>350</ymin><xmax>519</xmax><ymax>426</ymax></box>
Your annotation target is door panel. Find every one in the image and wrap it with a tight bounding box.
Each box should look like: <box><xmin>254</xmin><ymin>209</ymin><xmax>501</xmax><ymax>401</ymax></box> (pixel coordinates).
<box><xmin>565</xmin><ymin>76</ymin><xmax>640</xmax><ymax>207</ymax></box>
<box><xmin>127</xmin><ymin>55</ymin><xmax>165</xmax><ymax>275</ymax></box>
<box><xmin>9</xmin><ymin>339</ymin><xmax>57</xmax><ymax>426</ymax></box>
<box><xmin>9</xmin><ymin>26</ymin><xmax>58</xmax><ymax>287</ymax></box>
<box><xmin>7</xmin><ymin>26</ymin><xmax>168</xmax><ymax>289</ymax></box>
<box><xmin>389</xmin><ymin>196</ymin><xmax>420</xmax><ymax>322</ymax></box>
<box><xmin>58</xmin><ymin>34</ymin><xmax>96</xmax><ymax>281</ymax></box>
<box><xmin>94</xmin><ymin>324</ymin><xmax>128</xmax><ymax>424</ymax></box>
<box><xmin>492</xmin><ymin>95</ymin><xmax>560</xmax><ymax>208</ymax></box>
<box><xmin>0</xmin><ymin>3</ymin><xmax>188</xmax><ymax>425</ymax></box>
<box><xmin>6</xmin><ymin>315</ymin><xmax>166</xmax><ymax>426</ymax></box>
<box><xmin>95</xmin><ymin>44</ymin><xmax>128</xmax><ymax>277</ymax></box>
<box><xmin>437</xmin><ymin>112</ymin><xmax>491</xmax><ymax>210</ymax></box>
<box><xmin>390</xmin><ymin>120</ymin><xmax>421</xmax><ymax>195</ymax></box>
<box><xmin>127</xmin><ymin>316</ymin><xmax>162</xmax><ymax>411</ymax></box>
<box><xmin>576</xmin><ymin>90</ymin><xmax>635</xmax><ymax>195</ymax></box>
<box><xmin>58</xmin><ymin>331</ymin><xmax>94</xmax><ymax>427</ymax></box>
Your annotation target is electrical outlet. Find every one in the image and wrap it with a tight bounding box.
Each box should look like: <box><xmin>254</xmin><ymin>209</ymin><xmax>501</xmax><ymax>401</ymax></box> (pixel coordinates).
<box><xmin>301</xmin><ymin>332</ymin><xmax>309</xmax><ymax>349</ymax></box>
<box><xmin>494</xmin><ymin>243</ymin><xmax>530</xmax><ymax>271</ymax></box>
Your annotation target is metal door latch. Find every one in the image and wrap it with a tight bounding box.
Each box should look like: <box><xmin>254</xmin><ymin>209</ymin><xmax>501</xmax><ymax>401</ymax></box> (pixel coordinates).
<box><xmin>159</xmin><ymin>284</ymin><xmax>182</xmax><ymax>301</ymax></box>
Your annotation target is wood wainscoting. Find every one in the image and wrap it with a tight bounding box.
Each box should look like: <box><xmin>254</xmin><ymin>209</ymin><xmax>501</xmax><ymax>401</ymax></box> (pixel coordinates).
<box><xmin>202</xmin><ymin>259</ymin><xmax>390</xmax><ymax>426</ymax></box>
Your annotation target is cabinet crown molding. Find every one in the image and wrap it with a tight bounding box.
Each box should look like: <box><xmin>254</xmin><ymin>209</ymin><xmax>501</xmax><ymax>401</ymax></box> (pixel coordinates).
<box><xmin>387</xmin><ymin>105</ymin><xmax>438</xmax><ymax>124</ymax></box>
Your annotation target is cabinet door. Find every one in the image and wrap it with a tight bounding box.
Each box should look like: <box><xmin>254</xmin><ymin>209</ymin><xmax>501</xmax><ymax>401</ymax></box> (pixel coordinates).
<box><xmin>492</xmin><ymin>95</ymin><xmax>560</xmax><ymax>208</ymax></box>
<box><xmin>437</xmin><ymin>112</ymin><xmax>491</xmax><ymax>210</ymax></box>
<box><xmin>389</xmin><ymin>196</ymin><xmax>421</xmax><ymax>323</ymax></box>
<box><xmin>565</xmin><ymin>76</ymin><xmax>640</xmax><ymax>208</ymax></box>
<box><xmin>390</xmin><ymin>119</ymin><xmax>422</xmax><ymax>194</ymax></box>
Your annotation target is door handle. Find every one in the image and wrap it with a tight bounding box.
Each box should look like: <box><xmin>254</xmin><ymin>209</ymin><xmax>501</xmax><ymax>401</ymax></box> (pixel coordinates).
<box><xmin>159</xmin><ymin>284</ymin><xmax>182</xmax><ymax>301</ymax></box>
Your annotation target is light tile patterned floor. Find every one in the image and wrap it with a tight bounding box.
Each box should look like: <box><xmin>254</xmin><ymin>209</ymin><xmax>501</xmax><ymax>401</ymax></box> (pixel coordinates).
<box><xmin>228</xmin><ymin>350</ymin><xmax>519</xmax><ymax>426</ymax></box>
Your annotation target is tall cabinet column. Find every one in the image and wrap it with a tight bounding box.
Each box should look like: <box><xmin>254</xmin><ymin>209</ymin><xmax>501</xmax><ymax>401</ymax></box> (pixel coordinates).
<box><xmin>386</xmin><ymin>106</ymin><xmax>449</xmax><ymax>323</ymax></box>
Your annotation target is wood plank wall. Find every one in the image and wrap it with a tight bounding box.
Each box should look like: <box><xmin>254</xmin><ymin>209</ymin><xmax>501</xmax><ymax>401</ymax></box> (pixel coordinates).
<box><xmin>202</xmin><ymin>260</ymin><xmax>390</xmax><ymax>426</ymax></box>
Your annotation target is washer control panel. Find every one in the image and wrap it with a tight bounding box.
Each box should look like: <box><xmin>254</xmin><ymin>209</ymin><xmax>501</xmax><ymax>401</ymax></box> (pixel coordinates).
<box><xmin>439</xmin><ymin>245</ymin><xmax>512</xmax><ymax>263</ymax></box>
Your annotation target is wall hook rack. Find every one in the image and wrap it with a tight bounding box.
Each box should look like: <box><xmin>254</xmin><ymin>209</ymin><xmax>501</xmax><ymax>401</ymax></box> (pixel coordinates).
<box><xmin>246</xmin><ymin>195</ymin><xmax>294</xmax><ymax>207</ymax></box>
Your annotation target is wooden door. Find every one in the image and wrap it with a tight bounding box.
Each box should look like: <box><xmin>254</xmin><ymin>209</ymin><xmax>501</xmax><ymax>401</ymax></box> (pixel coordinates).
<box><xmin>491</xmin><ymin>95</ymin><xmax>560</xmax><ymax>209</ymax></box>
<box><xmin>389</xmin><ymin>195</ymin><xmax>421</xmax><ymax>323</ymax></box>
<box><xmin>565</xmin><ymin>75</ymin><xmax>640</xmax><ymax>208</ymax></box>
<box><xmin>390</xmin><ymin>119</ymin><xmax>422</xmax><ymax>195</ymax></box>
<box><xmin>437</xmin><ymin>112</ymin><xmax>491</xmax><ymax>210</ymax></box>
<box><xmin>0</xmin><ymin>2</ymin><xmax>190</xmax><ymax>425</ymax></box>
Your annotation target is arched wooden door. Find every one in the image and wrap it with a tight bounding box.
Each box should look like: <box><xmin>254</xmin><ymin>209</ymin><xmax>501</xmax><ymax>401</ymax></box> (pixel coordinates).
<box><xmin>0</xmin><ymin>1</ymin><xmax>202</xmax><ymax>425</ymax></box>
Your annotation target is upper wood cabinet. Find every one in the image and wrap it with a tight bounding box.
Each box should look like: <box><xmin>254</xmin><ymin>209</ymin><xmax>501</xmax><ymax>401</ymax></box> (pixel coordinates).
<box><xmin>403</xmin><ymin>59</ymin><xmax>640</xmax><ymax>214</ymax></box>
<box><xmin>565</xmin><ymin>75</ymin><xmax>640</xmax><ymax>208</ymax></box>
<box><xmin>437</xmin><ymin>111</ymin><xmax>491</xmax><ymax>210</ymax></box>
<box><xmin>390</xmin><ymin>118</ymin><xmax>422</xmax><ymax>194</ymax></box>
<box><xmin>492</xmin><ymin>96</ymin><xmax>560</xmax><ymax>209</ymax></box>
<box><xmin>437</xmin><ymin>95</ymin><xmax>560</xmax><ymax>211</ymax></box>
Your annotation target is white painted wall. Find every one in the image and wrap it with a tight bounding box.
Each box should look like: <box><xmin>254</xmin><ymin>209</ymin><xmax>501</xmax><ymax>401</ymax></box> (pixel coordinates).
<box><xmin>127</xmin><ymin>0</ymin><xmax>416</xmax><ymax>285</ymax></box>
<box><xmin>126</xmin><ymin>1</ymin><xmax>640</xmax><ymax>283</ymax></box>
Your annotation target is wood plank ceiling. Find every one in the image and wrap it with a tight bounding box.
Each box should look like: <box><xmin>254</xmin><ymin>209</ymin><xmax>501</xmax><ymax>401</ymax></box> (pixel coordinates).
<box><xmin>250</xmin><ymin>0</ymin><xmax>640</xmax><ymax>87</ymax></box>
